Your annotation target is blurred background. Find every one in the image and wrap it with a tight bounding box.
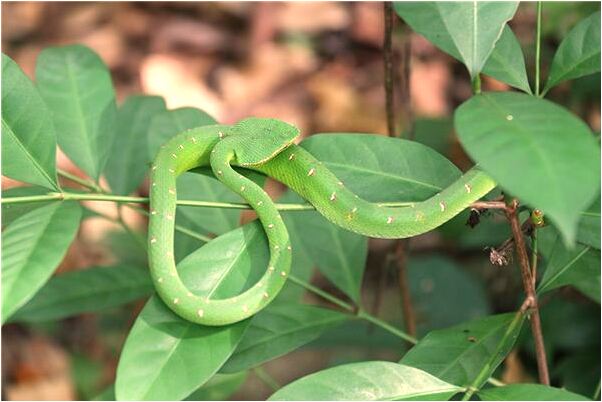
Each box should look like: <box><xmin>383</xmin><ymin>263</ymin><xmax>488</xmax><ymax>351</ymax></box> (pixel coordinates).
<box><xmin>2</xmin><ymin>2</ymin><xmax>600</xmax><ymax>400</ymax></box>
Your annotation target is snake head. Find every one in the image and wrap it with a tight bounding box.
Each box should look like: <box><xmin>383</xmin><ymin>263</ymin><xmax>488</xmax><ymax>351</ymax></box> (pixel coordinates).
<box><xmin>229</xmin><ymin>117</ymin><xmax>300</xmax><ymax>166</ymax></box>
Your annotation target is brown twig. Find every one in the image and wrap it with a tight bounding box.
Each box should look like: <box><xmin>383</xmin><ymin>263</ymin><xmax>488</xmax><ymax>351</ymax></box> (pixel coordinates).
<box><xmin>399</xmin><ymin>21</ymin><xmax>414</xmax><ymax>139</ymax></box>
<box><xmin>506</xmin><ymin>199</ymin><xmax>550</xmax><ymax>385</ymax></box>
<box><xmin>395</xmin><ymin>240</ymin><xmax>416</xmax><ymax>338</ymax></box>
<box><xmin>383</xmin><ymin>1</ymin><xmax>396</xmax><ymax>137</ymax></box>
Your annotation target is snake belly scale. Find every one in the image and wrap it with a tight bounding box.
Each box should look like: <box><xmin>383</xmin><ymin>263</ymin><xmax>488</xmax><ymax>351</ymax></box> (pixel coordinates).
<box><xmin>149</xmin><ymin>118</ymin><xmax>496</xmax><ymax>326</ymax></box>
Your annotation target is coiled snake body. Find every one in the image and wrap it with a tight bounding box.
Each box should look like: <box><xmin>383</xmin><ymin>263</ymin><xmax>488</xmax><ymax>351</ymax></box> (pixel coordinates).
<box><xmin>149</xmin><ymin>118</ymin><xmax>496</xmax><ymax>326</ymax></box>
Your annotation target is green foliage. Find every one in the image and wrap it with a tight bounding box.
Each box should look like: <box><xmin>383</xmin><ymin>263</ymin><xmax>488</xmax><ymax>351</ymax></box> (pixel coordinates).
<box><xmin>394</xmin><ymin>2</ymin><xmax>519</xmax><ymax>79</ymax></box>
<box><xmin>544</xmin><ymin>11</ymin><xmax>601</xmax><ymax>94</ymax></box>
<box><xmin>1</xmin><ymin>202</ymin><xmax>82</xmax><ymax>322</ymax></box>
<box><xmin>36</xmin><ymin>44</ymin><xmax>117</xmax><ymax>181</ymax></box>
<box><xmin>2</xmin><ymin>54</ymin><xmax>58</xmax><ymax>190</ymax></box>
<box><xmin>269</xmin><ymin>362</ymin><xmax>462</xmax><ymax>401</ymax></box>
<box><xmin>478</xmin><ymin>384</ymin><xmax>590</xmax><ymax>401</ymax></box>
<box><xmin>455</xmin><ymin>92</ymin><xmax>600</xmax><ymax>245</ymax></box>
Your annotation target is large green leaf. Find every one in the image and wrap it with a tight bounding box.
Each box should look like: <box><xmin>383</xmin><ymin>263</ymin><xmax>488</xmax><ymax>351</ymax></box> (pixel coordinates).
<box><xmin>1</xmin><ymin>202</ymin><xmax>82</xmax><ymax>323</ymax></box>
<box><xmin>455</xmin><ymin>92</ymin><xmax>600</xmax><ymax>245</ymax></box>
<box><xmin>482</xmin><ymin>25</ymin><xmax>532</xmax><ymax>93</ymax></box>
<box><xmin>394</xmin><ymin>2</ymin><xmax>518</xmax><ymax>78</ymax></box>
<box><xmin>222</xmin><ymin>304</ymin><xmax>348</xmax><ymax>373</ymax></box>
<box><xmin>10</xmin><ymin>265</ymin><xmax>153</xmax><ymax>322</ymax></box>
<box><xmin>544</xmin><ymin>11</ymin><xmax>601</xmax><ymax>94</ymax></box>
<box><xmin>35</xmin><ymin>45</ymin><xmax>117</xmax><ymax>181</ymax></box>
<box><xmin>537</xmin><ymin>227</ymin><xmax>600</xmax><ymax>303</ymax></box>
<box><xmin>104</xmin><ymin>96</ymin><xmax>166</xmax><ymax>195</ymax></box>
<box><xmin>301</xmin><ymin>134</ymin><xmax>461</xmax><ymax>202</ymax></box>
<box><xmin>184</xmin><ymin>372</ymin><xmax>247</xmax><ymax>401</ymax></box>
<box><xmin>478</xmin><ymin>384</ymin><xmax>590</xmax><ymax>401</ymax></box>
<box><xmin>400</xmin><ymin>313</ymin><xmax>523</xmax><ymax>388</ymax></box>
<box><xmin>147</xmin><ymin>107</ymin><xmax>216</xmax><ymax>161</ymax></box>
<box><xmin>2</xmin><ymin>54</ymin><xmax>58</xmax><ymax>190</ymax></box>
<box><xmin>269</xmin><ymin>362</ymin><xmax>462</xmax><ymax>401</ymax></box>
<box><xmin>114</xmin><ymin>223</ymin><xmax>267</xmax><ymax>400</ymax></box>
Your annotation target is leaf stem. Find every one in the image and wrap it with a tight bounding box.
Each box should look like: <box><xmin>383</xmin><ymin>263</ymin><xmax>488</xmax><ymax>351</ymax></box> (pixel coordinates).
<box><xmin>0</xmin><ymin>192</ymin><xmax>416</xmax><ymax>211</ymax></box>
<box><xmin>287</xmin><ymin>275</ymin><xmax>355</xmax><ymax>312</ymax></box>
<box><xmin>535</xmin><ymin>1</ymin><xmax>543</xmax><ymax>97</ymax></box>
<box><xmin>57</xmin><ymin>169</ymin><xmax>104</xmax><ymax>193</ymax></box>
<box><xmin>253</xmin><ymin>367</ymin><xmax>281</xmax><ymax>392</ymax></box>
<box><xmin>472</xmin><ymin>74</ymin><xmax>482</xmax><ymax>94</ymax></box>
<box><xmin>357</xmin><ymin>309</ymin><xmax>417</xmax><ymax>344</ymax></box>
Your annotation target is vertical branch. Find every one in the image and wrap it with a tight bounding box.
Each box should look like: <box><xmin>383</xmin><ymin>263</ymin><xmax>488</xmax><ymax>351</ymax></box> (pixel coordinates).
<box><xmin>400</xmin><ymin>21</ymin><xmax>414</xmax><ymax>139</ymax></box>
<box><xmin>383</xmin><ymin>1</ymin><xmax>396</xmax><ymax>137</ymax></box>
<box><xmin>506</xmin><ymin>200</ymin><xmax>550</xmax><ymax>385</ymax></box>
<box><xmin>535</xmin><ymin>2</ymin><xmax>543</xmax><ymax>96</ymax></box>
<box><xmin>382</xmin><ymin>1</ymin><xmax>416</xmax><ymax>340</ymax></box>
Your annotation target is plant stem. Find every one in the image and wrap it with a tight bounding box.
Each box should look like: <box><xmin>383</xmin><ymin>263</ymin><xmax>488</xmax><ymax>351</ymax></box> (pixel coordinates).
<box><xmin>287</xmin><ymin>275</ymin><xmax>355</xmax><ymax>312</ymax></box>
<box><xmin>530</xmin><ymin>229</ymin><xmax>538</xmax><ymax>287</ymax></box>
<box><xmin>461</xmin><ymin>309</ymin><xmax>526</xmax><ymax>401</ymax></box>
<box><xmin>0</xmin><ymin>191</ymin><xmax>416</xmax><ymax>210</ymax></box>
<box><xmin>593</xmin><ymin>380</ymin><xmax>601</xmax><ymax>400</ymax></box>
<box><xmin>506</xmin><ymin>200</ymin><xmax>550</xmax><ymax>385</ymax></box>
<box><xmin>383</xmin><ymin>1</ymin><xmax>396</xmax><ymax>137</ymax></box>
<box><xmin>58</xmin><ymin>169</ymin><xmax>104</xmax><ymax>193</ymax></box>
<box><xmin>357</xmin><ymin>309</ymin><xmax>417</xmax><ymax>344</ymax></box>
<box><xmin>395</xmin><ymin>240</ymin><xmax>416</xmax><ymax>340</ymax></box>
<box><xmin>253</xmin><ymin>367</ymin><xmax>280</xmax><ymax>392</ymax></box>
<box><xmin>535</xmin><ymin>1</ymin><xmax>543</xmax><ymax>96</ymax></box>
<box><xmin>472</xmin><ymin>74</ymin><xmax>481</xmax><ymax>95</ymax></box>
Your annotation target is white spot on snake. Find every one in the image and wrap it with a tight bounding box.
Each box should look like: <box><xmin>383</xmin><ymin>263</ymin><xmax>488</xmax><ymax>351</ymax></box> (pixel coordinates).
<box><xmin>287</xmin><ymin>245</ymin><xmax>292</xmax><ymax>251</ymax></box>
<box><xmin>166</xmin><ymin>251</ymin><xmax>173</xmax><ymax>257</ymax></box>
<box><xmin>308</xmin><ymin>168</ymin><xmax>316</xmax><ymax>176</ymax></box>
<box><xmin>179</xmin><ymin>144</ymin><xmax>184</xmax><ymax>150</ymax></box>
<box><xmin>152</xmin><ymin>165</ymin><xmax>157</xmax><ymax>171</ymax></box>
<box><xmin>506</xmin><ymin>115</ymin><xmax>514</xmax><ymax>121</ymax></box>
<box><xmin>191</xmin><ymin>137</ymin><xmax>197</xmax><ymax>143</ymax></box>
<box><xmin>288</xmin><ymin>153</ymin><xmax>295</xmax><ymax>161</ymax></box>
<box><xmin>169</xmin><ymin>188</ymin><xmax>175</xmax><ymax>195</ymax></box>
<box><xmin>158</xmin><ymin>277</ymin><xmax>163</xmax><ymax>283</ymax></box>
<box><xmin>329</xmin><ymin>192</ymin><xmax>336</xmax><ymax>201</ymax></box>
<box><xmin>338</xmin><ymin>181</ymin><xmax>344</xmax><ymax>187</ymax></box>
<box><xmin>269</xmin><ymin>266</ymin><xmax>275</xmax><ymax>272</ymax></box>
<box><xmin>257</xmin><ymin>201</ymin><xmax>263</xmax><ymax>206</ymax></box>
<box><xmin>352</xmin><ymin>207</ymin><xmax>358</xmax><ymax>213</ymax></box>
<box><xmin>151</xmin><ymin>209</ymin><xmax>157</xmax><ymax>215</ymax></box>
<box><xmin>197</xmin><ymin>309</ymin><xmax>204</xmax><ymax>317</ymax></box>
<box><xmin>240</xmin><ymin>185</ymin><xmax>245</xmax><ymax>192</ymax></box>
<box><xmin>464</xmin><ymin>183</ymin><xmax>472</xmax><ymax>193</ymax></box>
<box><xmin>217</xmin><ymin>170</ymin><xmax>223</xmax><ymax>175</ymax></box>
<box><xmin>263</xmin><ymin>292</ymin><xmax>269</xmax><ymax>299</ymax></box>
<box><xmin>387</xmin><ymin>216</ymin><xmax>394</xmax><ymax>224</ymax></box>
<box><xmin>268</xmin><ymin>224</ymin><xmax>274</xmax><ymax>228</ymax></box>
<box><xmin>280</xmin><ymin>271</ymin><xmax>287</xmax><ymax>277</ymax></box>
<box><xmin>170</xmin><ymin>271</ymin><xmax>176</xmax><ymax>277</ymax></box>
<box><xmin>152</xmin><ymin>182</ymin><xmax>156</xmax><ymax>187</ymax></box>
<box><xmin>173</xmin><ymin>298</ymin><xmax>179</xmax><ymax>304</ymax></box>
<box><xmin>150</xmin><ymin>236</ymin><xmax>157</xmax><ymax>244</ymax></box>
<box><xmin>171</xmin><ymin>153</ymin><xmax>177</xmax><ymax>159</ymax></box>
<box><xmin>169</xmin><ymin>168</ymin><xmax>175</xmax><ymax>173</ymax></box>
<box><xmin>439</xmin><ymin>201</ymin><xmax>446</xmax><ymax>212</ymax></box>
<box><xmin>166</xmin><ymin>213</ymin><xmax>174</xmax><ymax>220</ymax></box>
<box><xmin>219</xmin><ymin>131</ymin><xmax>224</xmax><ymax>139</ymax></box>
<box><xmin>211</xmin><ymin>149</ymin><xmax>216</xmax><ymax>154</ymax></box>
<box><xmin>416</xmin><ymin>211</ymin><xmax>425</xmax><ymax>222</ymax></box>
<box><xmin>188</xmin><ymin>292</ymin><xmax>193</xmax><ymax>297</ymax></box>
<box><xmin>274</xmin><ymin>245</ymin><xmax>280</xmax><ymax>251</ymax></box>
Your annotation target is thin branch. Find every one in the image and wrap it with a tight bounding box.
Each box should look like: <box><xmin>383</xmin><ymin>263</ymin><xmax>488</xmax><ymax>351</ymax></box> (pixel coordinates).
<box><xmin>400</xmin><ymin>20</ymin><xmax>414</xmax><ymax>139</ymax></box>
<box><xmin>58</xmin><ymin>169</ymin><xmax>104</xmax><ymax>193</ymax></box>
<box><xmin>506</xmin><ymin>200</ymin><xmax>550</xmax><ymax>385</ymax></box>
<box><xmin>383</xmin><ymin>1</ymin><xmax>396</xmax><ymax>137</ymax></box>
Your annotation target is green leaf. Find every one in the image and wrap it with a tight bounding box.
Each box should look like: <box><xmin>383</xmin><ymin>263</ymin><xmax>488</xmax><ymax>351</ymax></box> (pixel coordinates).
<box><xmin>104</xmin><ymin>96</ymin><xmax>166</xmax><ymax>195</ymax></box>
<box><xmin>1</xmin><ymin>186</ymin><xmax>55</xmax><ymax>227</ymax></box>
<box><xmin>394</xmin><ymin>2</ymin><xmax>519</xmax><ymax>78</ymax></box>
<box><xmin>400</xmin><ymin>313</ymin><xmax>523</xmax><ymax>388</ymax></box>
<box><xmin>1</xmin><ymin>202</ymin><xmax>82</xmax><ymax>323</ymax></box>
<box><xmin>537</xmin><ymin>227</ymin><xmax>600</xmax><ymax>303</ymax></box>
<box><xmin>222</xmin><ymin>304</ymin><xmax>348</xmax><ymax>373</ymax></box>
<box><xmin>407</xmin><ymin>256</ymin><xmax>490</xmax><ymax>334</ymax></box>
<box><xmin>177</xmin><ymin>172</ymin><xmax>243</xmax><ymax>236</ymax></box>
<box><xmin>147</xmin><ymin>107</ymin><xmax>216</xmax><ymax>161</ymax></box>
<box><xmin>114</xmin><ymin>223</ymin><xmax>264</xmax><ymax>400</ymax></box>
<box><xmin>2</xmin><ymin>54</ymin><xmax>58</xmax><ymax>190</ymax></box>
<box><xmin>35</xmin><ymin>45</ymin><xmax>117</xmax><ymax>181</ymax></box>
<box><xmin>10</xmin><ymin>265</ymin><xmax>153</xmax><ymax>322</ymax></box>
<box><xmin>455</xmin><ymin>92</ymin><xmax>600</xmax><ymax>245</ymax></box>
<box><xmin>478</xmin><ymin>384</ymin><xmax>590</xmax><ymax>401</ymax></box>
<box><xmin>301</xmin><ymin>134</ymin><xmax>461</xmax><ymax>202</ymax></box>
<box><xmin>269</xmin><ymin>361</ymin><xmax>462</xmax><ymax>401</ymax></box>
<box><xmin>184</xmin><ymin>372</ymin><xmax>247</xmax><ymax>401</ymax></box>
<box><xmin>577</xmin><ymin>194</ymin><xmax>600</xmax><ymax>249</ymax></box>
<box><xmin>544</xmin><ymin>11</ymin><xmax>601</xmax><ymax>94</ymax></box>
<box><xmin>482</xmin><ymin>25</ymin><xmax>532</xmax><ymax>93</ymax></box>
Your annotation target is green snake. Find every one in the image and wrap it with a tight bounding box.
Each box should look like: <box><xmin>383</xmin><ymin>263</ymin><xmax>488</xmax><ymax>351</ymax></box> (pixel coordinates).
<box><xmin>149</xmin><ymin>118</ymin><xmax>496</xmax><ymax>326</ymax></box>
